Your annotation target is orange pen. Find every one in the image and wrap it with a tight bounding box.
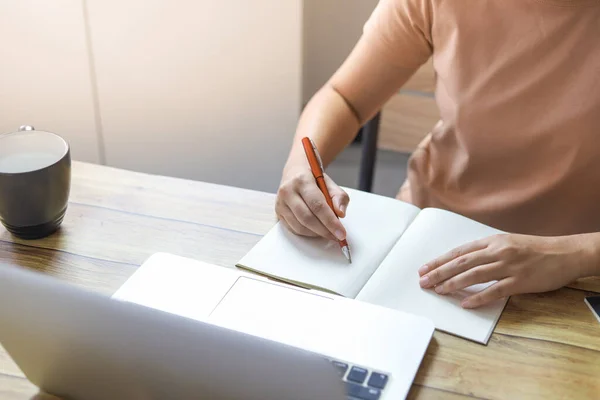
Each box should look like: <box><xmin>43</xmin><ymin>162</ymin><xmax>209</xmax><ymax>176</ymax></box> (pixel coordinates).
<box><xmin>301</xmin><ymin>137</ymin><xmax>352</xmax><ymax>263</ymax></box>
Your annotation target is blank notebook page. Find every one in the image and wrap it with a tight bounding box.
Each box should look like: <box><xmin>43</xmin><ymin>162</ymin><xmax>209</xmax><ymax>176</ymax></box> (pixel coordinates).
<box><xmin>236</xmin><ymin>188</ymin><xmax>421</xmax><ymax>298</ymax></box>
<box><xmin>356</xmin><ymin>208</ymin><xmax>507</xmax><ymax>344</ymax></box>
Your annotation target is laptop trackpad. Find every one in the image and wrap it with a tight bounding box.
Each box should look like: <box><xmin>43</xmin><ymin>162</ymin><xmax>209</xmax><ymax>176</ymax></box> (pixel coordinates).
<box><xmin>208</xmin><ymin>277</ymin><xmax>338</xmax><ymax>351</ymax></box>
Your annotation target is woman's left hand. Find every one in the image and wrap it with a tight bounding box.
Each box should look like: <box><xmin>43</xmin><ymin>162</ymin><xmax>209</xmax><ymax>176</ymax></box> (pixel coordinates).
<box><xmin>418</xmin><ymin>233</ymin><xmax>596</xmax><ymax>309</ymax></box>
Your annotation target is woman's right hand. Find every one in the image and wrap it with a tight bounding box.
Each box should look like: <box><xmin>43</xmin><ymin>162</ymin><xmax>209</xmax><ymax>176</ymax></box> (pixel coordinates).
<box><xmin>275</xmin><ymin>166</ymin><xmax>350</xmax><ymax>241</ymax></box>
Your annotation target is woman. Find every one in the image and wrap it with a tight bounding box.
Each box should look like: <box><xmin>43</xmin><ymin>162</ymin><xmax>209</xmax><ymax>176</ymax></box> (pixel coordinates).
<box><xmin>275</xmin><ymin>0</ymin><xmax>600</xmax><ymax>308</ymax></box>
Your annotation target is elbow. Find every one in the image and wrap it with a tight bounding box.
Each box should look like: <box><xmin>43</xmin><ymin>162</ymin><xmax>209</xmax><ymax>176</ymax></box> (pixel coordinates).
<box><xmin>327</xmin><ymin>83</ymin><xmax>365</xmax><ymax>126</ymax></box>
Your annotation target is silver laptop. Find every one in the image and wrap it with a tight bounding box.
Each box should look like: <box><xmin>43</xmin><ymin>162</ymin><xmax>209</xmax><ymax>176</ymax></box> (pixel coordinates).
<box><xmin>0</xmin><ymin>253</ymin><xmax>434</xmax><ymax>399</ymax></box>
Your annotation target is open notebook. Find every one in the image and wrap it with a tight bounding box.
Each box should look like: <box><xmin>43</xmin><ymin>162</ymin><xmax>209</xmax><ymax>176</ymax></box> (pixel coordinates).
<box><xmin>237</xmin><ymin>187</ymin><xmax>509</xmax><ymax>344</ymax></box>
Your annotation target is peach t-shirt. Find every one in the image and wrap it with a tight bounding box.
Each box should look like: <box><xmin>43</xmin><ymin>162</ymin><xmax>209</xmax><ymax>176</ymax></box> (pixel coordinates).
<box><xmin>362</xmin><ymin>0</ymin><xmax>600</xmax><ymax>236</ymax></box>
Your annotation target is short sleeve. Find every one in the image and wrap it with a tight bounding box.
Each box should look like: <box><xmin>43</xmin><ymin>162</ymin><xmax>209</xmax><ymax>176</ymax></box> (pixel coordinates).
<box><xmin>362</xmin><ymin>0</ymin><xmax>433</xmax><ymax>69</ymax></box>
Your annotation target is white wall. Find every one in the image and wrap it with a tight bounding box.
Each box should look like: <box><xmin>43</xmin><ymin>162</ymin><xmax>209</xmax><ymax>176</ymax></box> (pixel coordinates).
<box><xmin>87</xmin><ymin>0</ymin><xmax>302</xmax><ymax>193</ymax></box>
<box><xmin>0</xmin><ymin>0</ymin><xmax>100</xmax><ymax>163</ymax></box>
<box><xmin>1</xmin><ymin>1</ymin><xmax>374</xmax><ymax>192</ymax></box>
<box><xmin>303</xmin><ymin>0</ymin><xmax>378</xmax><ymax>104</ymax></box>
<box><xmin>0</xmin><ymin>0</ymin><xmax>302</xmax><ymax>193</ymax></box>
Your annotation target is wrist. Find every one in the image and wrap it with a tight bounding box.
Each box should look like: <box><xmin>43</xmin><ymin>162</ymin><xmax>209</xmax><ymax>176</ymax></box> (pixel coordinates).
<box><xmin>572</xmin><ymin>233</ymin><xmax>600</xmax><ymax>279</ymax></box>
<box><xmin>282</xmin><ymin>160</ymin><xmax>307</xmax><ymax>180</ymax></box>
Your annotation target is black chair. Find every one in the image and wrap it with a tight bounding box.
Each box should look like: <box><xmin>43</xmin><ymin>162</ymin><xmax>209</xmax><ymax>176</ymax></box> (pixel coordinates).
<box><xmin>357</xmin><ymin>112</ymin><xmax>381</xmax><ymax>193</ymax></box>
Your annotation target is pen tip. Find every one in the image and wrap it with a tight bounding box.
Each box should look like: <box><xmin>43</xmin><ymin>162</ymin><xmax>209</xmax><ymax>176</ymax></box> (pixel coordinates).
<box><xmin>342</xmin><ymin>246</ymin><xmax>352</xmax><ymax>264</ymax></box>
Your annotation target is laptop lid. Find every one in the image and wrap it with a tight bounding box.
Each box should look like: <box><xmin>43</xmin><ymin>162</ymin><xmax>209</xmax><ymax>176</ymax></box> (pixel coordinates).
<box><xmin>0</xmin><ymin>263</ymin><xmax>345</xmax><ymax>400</ymax></box>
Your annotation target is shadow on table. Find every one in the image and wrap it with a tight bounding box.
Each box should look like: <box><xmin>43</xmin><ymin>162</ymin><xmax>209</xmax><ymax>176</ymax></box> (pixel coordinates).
<box><xmin>30</xmin><ymin>393</ymin><xmax>62</xmax><ymax>400</ymax></box>
<box><xmin>406</xmin><ymin>336</ymin><xmax>441</xmax><ymax>399</ymax></box>
<box><xmin>0</xmin><ymin>229</ymin><xmax>64</xmax><ymax>276</ymax></box>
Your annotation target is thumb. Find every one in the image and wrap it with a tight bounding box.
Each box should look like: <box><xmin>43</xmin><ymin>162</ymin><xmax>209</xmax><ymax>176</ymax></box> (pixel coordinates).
<box><xmin>324</xmin><ymin>174</ymin><xmax>350</xmax><ymax>218</ymax></box>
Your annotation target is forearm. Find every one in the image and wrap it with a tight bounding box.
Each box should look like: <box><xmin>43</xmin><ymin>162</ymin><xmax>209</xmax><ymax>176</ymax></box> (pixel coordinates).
<box><xmin>283</xmin><ymin>85</ymin><xmax>362</xmax><ymax>175</ymax></box>
<box><xmin>282</xmin><ymin>28</ymin><xmax>418</xmax><ymax>177</ymax></box>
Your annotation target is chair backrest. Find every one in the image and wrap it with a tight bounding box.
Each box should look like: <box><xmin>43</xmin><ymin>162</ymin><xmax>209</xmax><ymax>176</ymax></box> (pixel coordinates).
<box><xmin>357</xmin><ymin>113</ymin><xmax>381</xmax><ymax>193</ymax></box>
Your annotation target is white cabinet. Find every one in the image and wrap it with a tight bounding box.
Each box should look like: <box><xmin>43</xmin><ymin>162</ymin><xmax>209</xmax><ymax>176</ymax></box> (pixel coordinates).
<box><xmin>1</xmin><ymin>1</ymin><xmax>338</xmax><ymax>193</ymax></box>
<box><xmin>0</xmin><ymin>0</ymin><xmax>101</xmax><ymax>163</ymax></box>
<box><xmin>85</xmin><ymin>0</ymin><xmax>302</xmax><ymax>193</ymax></box>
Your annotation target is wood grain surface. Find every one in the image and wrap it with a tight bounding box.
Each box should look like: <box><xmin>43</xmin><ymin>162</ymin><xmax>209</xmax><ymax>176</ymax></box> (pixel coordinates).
<box><xmin>379</xmin><ymin>93</ymin><xmax>439</xmax><ymax>154</ymax></box>
<box><xmin>1</xmin><ymin>161</ymin><xmax>599</xmax><ymax>399</ymax></box>
<box><xmin>379</xmin><ymin>58</ymin><xmax>438</xmax><ymax>154</ymax></box>
<box><xmin>403</xmin><ymin>59</ymin><xmax>435</xmax><ymax>93</ymax></box>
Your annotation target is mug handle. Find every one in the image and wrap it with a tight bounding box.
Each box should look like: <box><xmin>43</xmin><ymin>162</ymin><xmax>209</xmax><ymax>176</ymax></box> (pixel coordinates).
<box><xmin>0</xmin><ymin>125</ymin><xmax>36</xmax><ymax>138</ymax></box>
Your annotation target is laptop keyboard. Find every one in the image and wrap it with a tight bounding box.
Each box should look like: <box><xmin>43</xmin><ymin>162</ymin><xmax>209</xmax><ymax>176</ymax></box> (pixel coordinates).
<box><xmin>328</xmin><ymin>359</ymin><xmax>389</xmax><ymax>400</ymax></box>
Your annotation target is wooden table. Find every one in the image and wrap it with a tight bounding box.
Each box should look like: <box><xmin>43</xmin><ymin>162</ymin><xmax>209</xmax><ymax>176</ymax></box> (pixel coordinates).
<box><xmin>1</xmin><ymin>162</ymin><xmax>599</xmax><ymax>400</ymax></box>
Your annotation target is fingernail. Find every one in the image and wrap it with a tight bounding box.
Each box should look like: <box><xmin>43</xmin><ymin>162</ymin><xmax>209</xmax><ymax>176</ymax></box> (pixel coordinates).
<box><xmin>335</xmin><ymin>230</ymin><xmax>345</xmax><ymax>241</ymax></box>
<box><xmin>339</xmin><ymin>204</ymin><xmax>346</xmax><ymax>214</ymax></box>
<box><xmin>435</xmin><ymin>285</ymin><xmax>444</xmax><ymax>294</ymax></box>
<box><xmin>418</xmin><ymin>265</ymin><xmax>428</xmax><ymax>275</ymax></box>
<box><xmin>462</xmin><ymin>300</ymin><xmax>473</xmax><ymax>309</ymax></box>
<box><xmin>419</xmin><ymin>276</ymin><xmax>430</xmax><ymax>288</ymax></box>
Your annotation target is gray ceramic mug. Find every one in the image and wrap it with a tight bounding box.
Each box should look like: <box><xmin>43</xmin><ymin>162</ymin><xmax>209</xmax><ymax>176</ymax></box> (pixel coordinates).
<box><xmin>0</xmin><ymin>126</ymin><xmax>71</xmax><ymax>239</ymax></box>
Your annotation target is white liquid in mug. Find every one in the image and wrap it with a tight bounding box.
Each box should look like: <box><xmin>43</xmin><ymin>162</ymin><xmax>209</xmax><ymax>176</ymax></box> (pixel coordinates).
<box><xmin>0</xmin><ymin>152</ymin><xmax>61</xmax><ymax>173</ymax></box>
<box><xmin>0</xmin><ymin>130</ymin><xmax>68</xmax><ymax>173</ymax></box>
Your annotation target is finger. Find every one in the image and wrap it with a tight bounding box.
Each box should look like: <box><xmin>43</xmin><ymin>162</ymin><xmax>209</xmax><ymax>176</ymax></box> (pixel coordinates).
<box><xmin>298</xmin><ymin>185</ymin><xmax>346</xmax><ymax>241</ymax></box>
<box><xmin>419</xmin><ymin>239</ymin><xmax>490</xmax><ymax>276</ymax></box>
<box><xmin>324</xmin><ymin>174</ymin><xmax>349</xmax><ymax>217</ymax></box>
<box><xmin>281</xmin><ymin>217</ymin><xmax>315</xmax><ymax>238</ymax></box>
<box><xmin>276</xmin><ymin>203</ymin><xmax>299</xmax><ymax>234</ymax></box>
<box><xmin>461</xmin><ymin>278</ymin><xmax>516</xmax><ymax>309</ymax></box>
<box><xmin>278</xmin><ymin>205</ymin><xmax>319</xmax><ymax>237</ymax></box>
<box><xmin>287</xmin><ymin>195</ymin><xmax>337</xmax><ymax>240</ymax></box>
<box><xmin>279</xmin><ymin>202</ymin><xmax>323</xmax><ymax>237</ymax></box>
<box><xmin>433</xmin><ymin>261</ymin><xmax>506</xmax><ymax>295</ymax></box>
<box><xmin>419</xmin><ymin>249</ymin><xmax>497</xmax><ymax>289</ymax></box>
<box><xmin>276</xmin><ymin>197</ymin><xmax>311</xmax><ymax>236</ymax></box>
<box><xmin>278</xmin><ymin>215</ymin><xmax>299</xmax><ymax>235</ymax></box>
